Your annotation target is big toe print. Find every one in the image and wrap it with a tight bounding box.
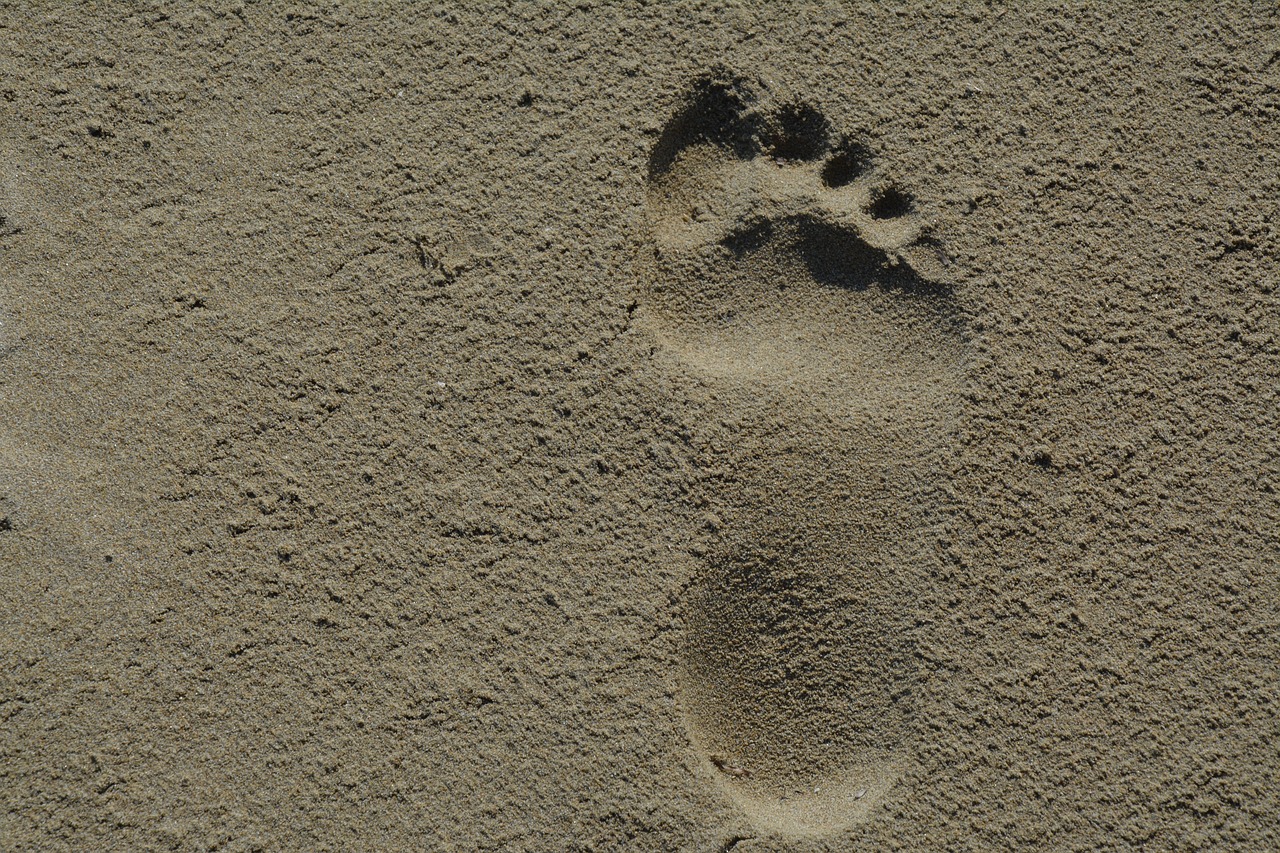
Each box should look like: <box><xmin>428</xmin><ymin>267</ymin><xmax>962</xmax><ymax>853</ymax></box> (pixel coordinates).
<box><xmin>639</xmin><ymin>72</ymin><xmax>966</xmax><ymax>837</ymax></box>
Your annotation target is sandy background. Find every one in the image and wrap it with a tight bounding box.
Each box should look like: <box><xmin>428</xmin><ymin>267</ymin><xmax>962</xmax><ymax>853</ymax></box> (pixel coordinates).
<box><xmin>2</xmin><ymin>2</ymin><xmax>1278</xmax><ymax>850</ymax></box>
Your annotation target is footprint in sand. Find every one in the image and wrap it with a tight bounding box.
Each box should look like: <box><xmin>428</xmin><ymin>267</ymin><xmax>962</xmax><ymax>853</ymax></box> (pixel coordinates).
<box><xmin>638</xmin><ymin>72</ymin><xmax>965</xmax><ymax>837</ymax></box>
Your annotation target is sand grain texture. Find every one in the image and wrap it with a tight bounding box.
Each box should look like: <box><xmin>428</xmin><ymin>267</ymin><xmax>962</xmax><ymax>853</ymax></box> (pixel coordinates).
<box><xmin>1</xmin><ymin>3</ymin><xmax>1278</xmax><ymax>851</ymax></box>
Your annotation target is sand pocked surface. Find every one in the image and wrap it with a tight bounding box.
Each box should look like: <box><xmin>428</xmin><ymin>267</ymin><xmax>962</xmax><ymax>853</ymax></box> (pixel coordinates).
<box><xmin>2</xmin><ymin>5</ymin><xmax>1278</xmax><ymax>851</ymax></box>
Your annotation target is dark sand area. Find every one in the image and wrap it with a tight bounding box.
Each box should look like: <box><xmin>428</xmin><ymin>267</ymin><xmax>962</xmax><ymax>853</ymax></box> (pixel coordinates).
<box><xmin>2</xmin><ymin>3</ymin><xmax>1278</xmax><ymax>850</ymax></box>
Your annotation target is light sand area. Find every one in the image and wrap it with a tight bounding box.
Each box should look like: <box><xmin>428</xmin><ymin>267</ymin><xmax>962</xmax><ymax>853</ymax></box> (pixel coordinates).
<box><xmin>2</xmin><ymin>4</ymin><xmax>1277</xmax><ymax>850</ymax></box>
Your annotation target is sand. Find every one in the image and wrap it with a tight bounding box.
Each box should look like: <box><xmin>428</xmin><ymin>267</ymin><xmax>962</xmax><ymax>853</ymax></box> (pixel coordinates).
<box><xmin>2</xmin><ymin>3</ymin><xmax>1278</xmax><ymax>850</ymax></box>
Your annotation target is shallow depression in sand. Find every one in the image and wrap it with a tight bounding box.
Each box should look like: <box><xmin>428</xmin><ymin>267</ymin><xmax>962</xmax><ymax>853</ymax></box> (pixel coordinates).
<box><xmin>639</xmin><ymin>72</ymin><xmax>966</xmax><ymax>835</ymax></box>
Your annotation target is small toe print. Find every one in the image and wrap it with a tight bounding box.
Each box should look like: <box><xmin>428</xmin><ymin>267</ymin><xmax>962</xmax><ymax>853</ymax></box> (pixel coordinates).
<box><xmin>761</xmin><ymin>102</ymin><xmax>831</xmax><ymax>162</ymax></box>
<box><xmin>821</xmin><ymin>140</ymin><xmax>873</xmax><ymax>189</ymax></box>
<box><xmin>867</xmin><ymin>185</ymin><xmax>914</xmax><ymax>219</ymax></box>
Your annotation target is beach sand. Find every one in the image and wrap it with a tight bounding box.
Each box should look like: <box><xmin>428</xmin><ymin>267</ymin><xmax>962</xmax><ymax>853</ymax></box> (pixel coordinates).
<box><xmin>2</xmin><ymin>4</ymin><xmax>1278</xmax><ymax>850</ymax></box>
